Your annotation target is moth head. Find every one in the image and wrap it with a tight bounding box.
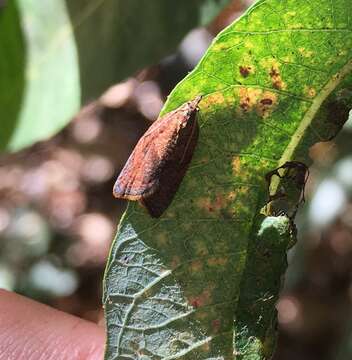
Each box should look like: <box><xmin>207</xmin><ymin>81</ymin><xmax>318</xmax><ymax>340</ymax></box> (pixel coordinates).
<box><xmin>183</xmin><ymin>95</ymin><xmax>202</xmax><ymax>118</ymax></box>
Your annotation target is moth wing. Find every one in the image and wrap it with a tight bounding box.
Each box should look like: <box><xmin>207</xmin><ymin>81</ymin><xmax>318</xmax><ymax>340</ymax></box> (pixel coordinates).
<box><xmin>113</xmin><ymin>112</ymin><xmax>180</xmax><ymax>200</ymax></box>
<box><xmin>141</xmin><ymin>117</ymin><xmax>199</xmax><ymax>217</ymax></box>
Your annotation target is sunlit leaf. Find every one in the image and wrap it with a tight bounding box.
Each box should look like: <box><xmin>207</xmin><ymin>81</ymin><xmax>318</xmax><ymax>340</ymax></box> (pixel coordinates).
<box><xmin>104</xmin><ymin>0</ymin><xmax>352</xmax><ymax>358</ymax></box>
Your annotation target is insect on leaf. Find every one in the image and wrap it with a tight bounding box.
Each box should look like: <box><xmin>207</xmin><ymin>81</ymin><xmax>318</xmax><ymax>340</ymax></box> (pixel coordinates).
<box><xmin>113</xmin><ymin>96</ymin><xmax>202</xmax><ymax>217</ymax></box>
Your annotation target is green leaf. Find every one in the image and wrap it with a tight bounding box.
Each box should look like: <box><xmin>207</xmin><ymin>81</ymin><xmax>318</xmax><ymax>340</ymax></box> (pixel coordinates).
<box><xmin>103</xmin><ymin>0</ymin><xmax>352</xmax><ymax>360</ymax></box>
<box><xmin>0</xmin><ymin>1</ymin><xmax>25</xmax><ymax>151</ymax></box>
<box><xmin>0</xmin><ymin>0</ymin><xmax>80</xmax><ymax>152</ymax></box>
<box><xmin>1</xmin><ymin>0</ymin><xmax>229</xmax><ymax>153</ymax></box>
<box><xmin>105</xmin><ymin>0</ymin><xmax>352</xmax><ymax>358</ymax></box>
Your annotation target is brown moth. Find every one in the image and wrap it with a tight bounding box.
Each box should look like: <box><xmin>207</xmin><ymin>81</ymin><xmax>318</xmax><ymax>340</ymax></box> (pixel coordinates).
<box><xmin>113</xmin><ymin>96</ymin><xmax>202</xmax><ymax>218</ymax></box>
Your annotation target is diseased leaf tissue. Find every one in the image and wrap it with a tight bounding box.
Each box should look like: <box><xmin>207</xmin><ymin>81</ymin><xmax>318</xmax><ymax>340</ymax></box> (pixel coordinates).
<box><xmin>113</xmin><ymin>96</ymin><xmax>202</xmax><ymax>217</ymax></box>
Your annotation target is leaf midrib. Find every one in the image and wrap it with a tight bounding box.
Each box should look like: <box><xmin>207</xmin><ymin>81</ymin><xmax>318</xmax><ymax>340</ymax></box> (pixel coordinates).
<box><xmin>263</xmin><ymin>59</ymin><xmax>352</xmax><ymax>196</ymax></box>
<box><xmin>279</xmin><ymin>59</ymin><xmax>352</xmax><ymax>166</ymax></box>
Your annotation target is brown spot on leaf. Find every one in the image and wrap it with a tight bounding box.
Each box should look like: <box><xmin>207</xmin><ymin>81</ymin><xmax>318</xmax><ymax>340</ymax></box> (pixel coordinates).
<box><xmin>190</xmin><ymin>260</ymin><xmax>203</xmax><ymax>273</ymax></box>
<box><xmin>273</xmin><ymin>80</ymin><xmax>284</xmax><ymax>90</ymax></box>
<box><xmin>270</xmin><ymin>67</ymin><xmax>280</xmax><ymax>78</ymax></box>
<box><xmin>239</xmin><ymin>65</ymin><xmax>253</xmax><ymax>77</ymax></box>
<box><xmin>260</xmin><ymin>98</ymin><xmax>273</xmax><ymax>105</ymax></box>
<box><xmin>196</xmin><ymin>194</ymin><xmax>230</xmax><ymax>216</ymax></box>
<box><xmin>196</xmin><ymin>197</ymin><xmax>212</xmax><ymax>212</ymax></box>
<box><xmin>190</xmin><ymin>298</ymin><xmax>201</xmax><ymax>308</ymax></box>
<box><xmin>189</xmin><ymin>285</ymin><xmax>215</xmax><ymax>308</ymax></box>
<box><xmin>240</xmin><ymin>97</ymin><xmax>251</xmax><ymax>111</ymax></box>
<box><xmin>214</xmin><ymin>194</ymin><xmax>230</xmax><ymax>213</ymax></box>
<box><xmin>257</xmin><ymin>91</ymin><xmax>278</xmax><ymax>118</ymax></box>
<box><xmin>269</xmin><ymin>66</ymin><xmax>286</xmax><ymax>90</ymax></box>
<box><xmin>238</xmin><ymin>87</ymin><xmax>263</xmax><ymax>113</ymax></box>
<box><xmin>237</xmin><ymin>87</ymin><xmax>278</xmax><ymax>118</ymax></box>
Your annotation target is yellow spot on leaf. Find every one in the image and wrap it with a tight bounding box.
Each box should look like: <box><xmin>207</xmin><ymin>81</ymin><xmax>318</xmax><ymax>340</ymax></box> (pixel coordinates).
<box><xmin>282</xmin><ymin>55</ymin><xmax>294</xmax><ymax>63</ymax></box>
<box><xmin>238</xmin><ymin>87</ymin><xmax>263</xmax><ymax>112</ymax></box>
<box><xmin>304</xmin><ymin>86</ymin><xmax>316</xmax><ymax>98</ymax></box>
<box><xmin>237</xmin><ymin>88</ymin><xmax>278</xmax><ymax>117</ymax></box>
<box><xmin>212</xmin><ymin>42</ymin><xmax>230</xmax><ymax>51</ymax></box>
<box><xmin>232</xmin><ymin>156</ymin><xmax>241</xmax><ymax>173</ymax></box>
<box><xmin>227</xmin><ymin>191</ymin><xmax>237</xmax><ymax>202</ymax></box>
<box><xmin>245</xmin><ymin>40</ymin><xmax>255</xmax><ymax>49</ymax></box>
<box><xmin>260</xmin><ymin>57</ymin><xmax>280</xmax><ymax>69</ymax></box>
<box><xmin>202</xmin><ymin>92</ymin><xmax>225</xmax><ymax>111</ymax></box>
<box><xmin>298</xmin><ymin>47</ymin><xmax>314</xmax><ymax>57</ymax></box>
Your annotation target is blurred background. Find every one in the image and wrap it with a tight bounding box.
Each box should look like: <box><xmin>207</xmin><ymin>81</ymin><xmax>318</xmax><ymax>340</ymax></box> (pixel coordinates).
<box><xmin>1</xmin><ymin>1</ymin><xmax>352</xmax><ymax>359</ymax></box>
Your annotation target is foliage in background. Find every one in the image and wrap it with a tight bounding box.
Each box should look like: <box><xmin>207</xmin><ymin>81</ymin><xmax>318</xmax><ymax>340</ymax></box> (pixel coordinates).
<box><xmin>0</xmin><ymin>0</ymin><xmax>79</xmax><ymax>152</ymax></box>
<box><xmin>0</xmin><ymin>0</ymin><xmax>230</xmax><ymax>153</ymax></box>
<box><xmin>104</xmin><ymin>0</ymin><xmax>352</xmax><ymax>359</ymax></box>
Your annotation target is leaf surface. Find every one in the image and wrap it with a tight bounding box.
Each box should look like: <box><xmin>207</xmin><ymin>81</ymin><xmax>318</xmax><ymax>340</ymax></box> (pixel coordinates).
<box><xmin>104</xmin><ymin>0</ymin><xmax>352</xmax><ymax>359</ymax></box>
<box><xmin>0</xmin><ymin>0</ymin><xmax>79</xmax><ymax>152</ymax></box>
<box><xmin>0</xmin><ymin>0</ymin><xmax>80</xmax><ymax>151</ymax></box>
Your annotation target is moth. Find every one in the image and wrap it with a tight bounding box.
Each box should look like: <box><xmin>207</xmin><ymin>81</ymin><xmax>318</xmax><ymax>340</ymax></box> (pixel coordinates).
<box><xmin>113</xmin><ymin>96</ymin><xmax>202</xmax><ymax>218</ymax></box>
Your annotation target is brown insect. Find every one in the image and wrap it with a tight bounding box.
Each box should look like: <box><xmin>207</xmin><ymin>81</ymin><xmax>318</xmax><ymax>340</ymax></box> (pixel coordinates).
<box><xmin>113</xmin><ymin>96</ymin><xmax>202</xmax><ymax>218</ymax></box>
